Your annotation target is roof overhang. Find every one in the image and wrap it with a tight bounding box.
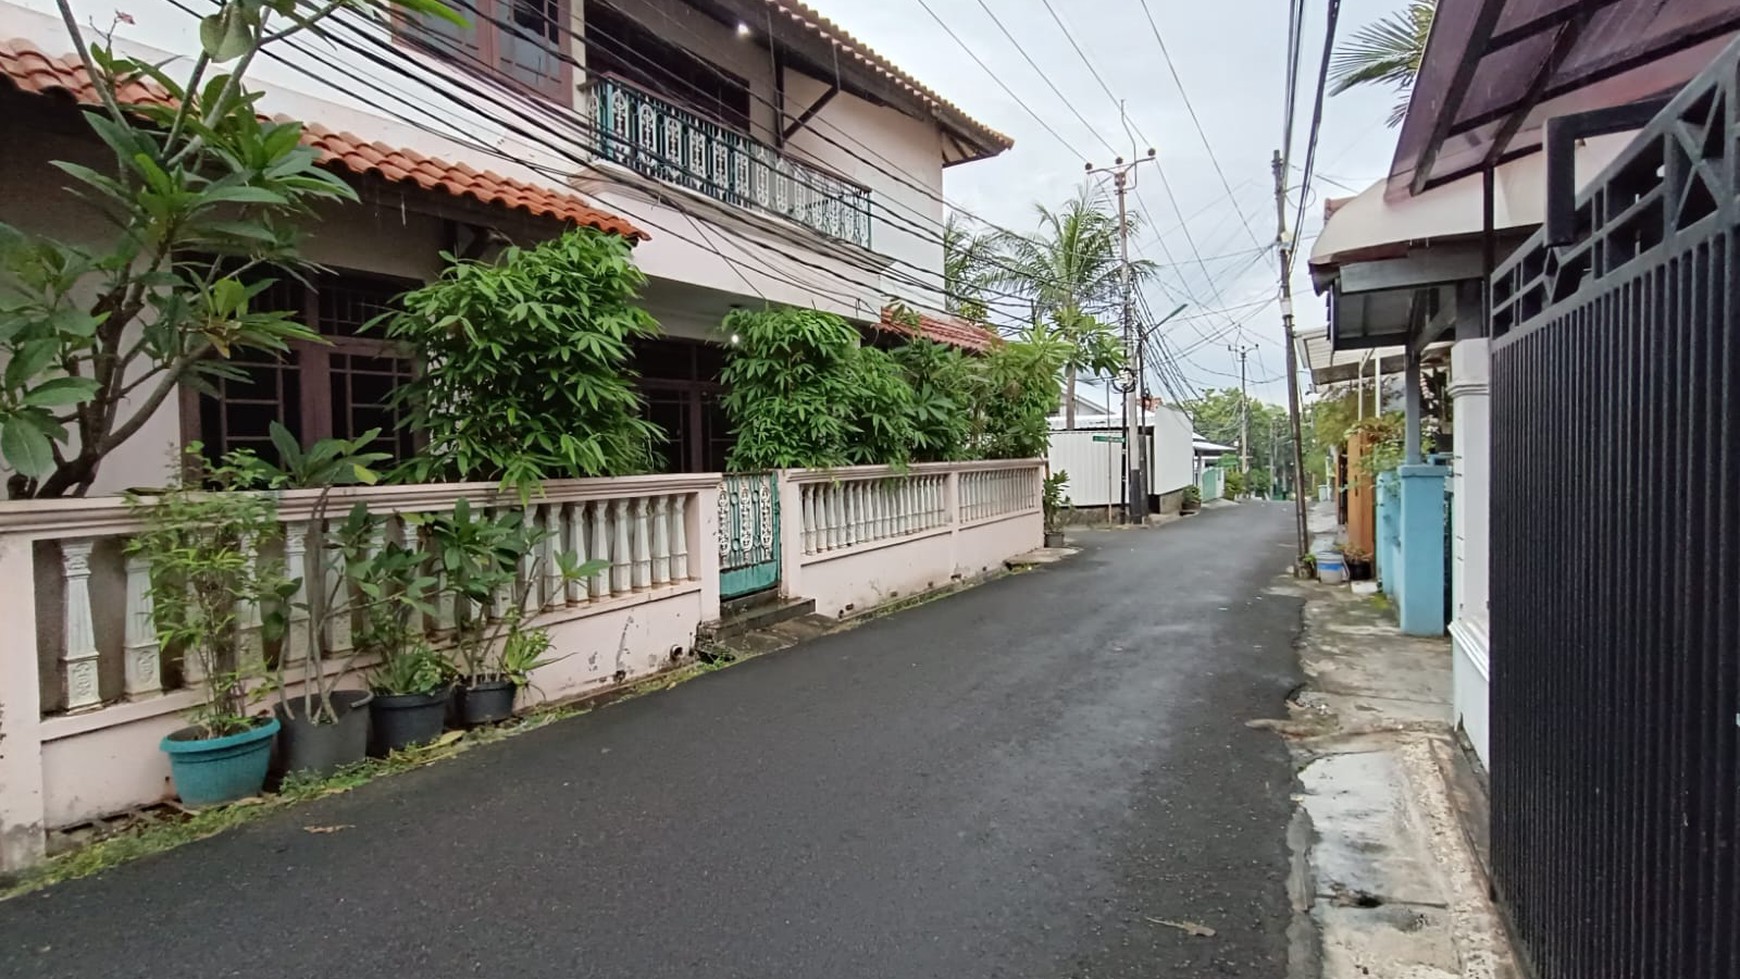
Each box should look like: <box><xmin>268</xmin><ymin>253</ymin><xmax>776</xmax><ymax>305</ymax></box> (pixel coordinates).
<box><xmin>686</xmin><ymin>0</ymin><xmax>1013</xmax><ymax>165</ymax></box>
<box><xmin>1296</xmin><ymin>330</ymin><xmax>1451</xmax><ymax>389</ymax></box>
<box><xmin>1389</xmin><ymin>0</ymin><xmax>1740</xmax><ymax>198</ymax></box>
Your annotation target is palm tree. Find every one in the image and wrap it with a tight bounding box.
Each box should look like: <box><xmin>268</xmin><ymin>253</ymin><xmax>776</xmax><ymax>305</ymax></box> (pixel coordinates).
<box><xmin>1328</xmin><ymin>0</ymin><xmax>1436</xmax><ymax>127</ymax></box>
<box><xmin>991</xmin><ymin>184</ymin><xmax>1154</xmax><ymax>428</ymax></box>
<box><xmin>942</xmin><ymin>212</ymin><xmax>997</xmax><ymax>322</ymax></box>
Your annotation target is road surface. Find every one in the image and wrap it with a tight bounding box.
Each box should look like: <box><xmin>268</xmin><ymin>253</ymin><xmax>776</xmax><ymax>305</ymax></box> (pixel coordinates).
<box><xmin>0</xmin><ymin>503</ymin><xmax>1306</xmax><ymax>978</ymax></box>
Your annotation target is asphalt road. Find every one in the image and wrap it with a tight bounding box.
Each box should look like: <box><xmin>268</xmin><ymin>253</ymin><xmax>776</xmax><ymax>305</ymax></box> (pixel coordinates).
<box><xmin>0</xmin><ymin>503</ymin><xmax>1306</xmax><ymax>979</ymax></box>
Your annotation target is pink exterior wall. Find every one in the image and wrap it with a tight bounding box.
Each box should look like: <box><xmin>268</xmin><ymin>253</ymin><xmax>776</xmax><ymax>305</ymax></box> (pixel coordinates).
<box><xmin>800</xmin><ymin>530</ymin><xmax>956</xmax><ymax>618</ymax></box>
<box><xmin>0</xmin><ymin>474</ymin><xmax>722</xmax><ymax>871</ymax></box>
<box><xmin>783</xmin><ymin>462</ymin><xmax>1045</xmax><ymax>620</ymax></box>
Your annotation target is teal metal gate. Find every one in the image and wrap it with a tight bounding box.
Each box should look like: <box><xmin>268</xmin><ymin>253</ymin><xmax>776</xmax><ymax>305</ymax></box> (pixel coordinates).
<box><xmin>718</xmin><ymin>472</ymin><xmax>779</xmax><ymax>599</ymax></box>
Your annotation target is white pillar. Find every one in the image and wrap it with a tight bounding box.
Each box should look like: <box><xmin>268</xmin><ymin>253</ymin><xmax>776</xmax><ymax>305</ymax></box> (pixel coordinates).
<box><xmin>1449</xmin><ymin>338</ymin><xmax>1493</xmax><ymax>769</ymax></box>
<box><xmin>123</xmin><ymin>553</ymin><xmax>162</xmax><ymax>699</ymax></box>
<box><xmin>631</xmin><ymin>497</ymin><xmax>652</xmax><ymax>590</ymax></box>
<box><xmin>695</xmin><ymin>483</ymin><xmax>723</xmax><ymax>624</ymax></box>
<box><xmin>611</xmin><ymin>499</ymin><xmax>632</xmax><ymax>595</ymax></box>
<box><xmin>0</xmin><ymin>534</ymin><xmax>46</xmax><ymax>871</ymax></box>
<box><xmin>651</xmin><ymin>496</ymin><xmax>672</xmax><ymax>586</ymax></box>
<box><xmin>589</xmin><ymin>501</ymin><xmax>611</xmax><ymax>598</ymax></box>
<box><xmin>60</xmin><ymin>539</ymin><xmax>101</xmax><ymax>710</ymax></box>
<box><xmin>284</xmin><ymin>522</ymin><xmax>311</xmax><ymax>666</ymax></box>
<box><xmin>564</xmin><ymin>502</ymin><xmax>588</xmax><ymax>604</ymax></box>
<box><xmin>671</xmin><ymin>495</ymin><xmax>690</xmax><ymax>580</ymax></box>
<box><xmin>233</xmin><ymin>532</ymin><xmax>264</xmax><ymax>675</ymax></box>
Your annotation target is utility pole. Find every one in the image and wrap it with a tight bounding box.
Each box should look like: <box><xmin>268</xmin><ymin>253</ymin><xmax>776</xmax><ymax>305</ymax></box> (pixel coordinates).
<box><xmin>1228</xmin><ymin>342</ymin><xmax>1256</xmax><ymax>484</ymax></box>
<box><xmin>1087</xmin><ymin>149</ymin><xmax>1158</xmax><ymax>524</ymax></box>
<box><xmin>1272</xmin><ymin>149</ymin><xmax>1310</xmax><ymax>567</ymax></box>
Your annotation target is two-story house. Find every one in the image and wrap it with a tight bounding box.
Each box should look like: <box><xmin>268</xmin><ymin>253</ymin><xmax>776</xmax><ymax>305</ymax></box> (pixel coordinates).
<box><xmin>0</xmin><ymin>0</ymin><xmax>1010</xmax><ymax>489</ymax></box>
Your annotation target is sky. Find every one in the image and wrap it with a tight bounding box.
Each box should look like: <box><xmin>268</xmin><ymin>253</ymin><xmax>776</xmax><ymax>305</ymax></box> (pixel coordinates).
<box><xmin>803</xmin><ymin>0</ymin><xmax>1409</xmax><ymax>407</ymax></box>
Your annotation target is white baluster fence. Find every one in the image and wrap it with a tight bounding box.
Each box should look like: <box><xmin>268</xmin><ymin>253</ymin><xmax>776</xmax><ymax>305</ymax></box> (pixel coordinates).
<box><xmin>781</xmin><ymin>460</ymin><xmax>1045</xmax><ymax>620</ymax></box>
<box><xmin>0</xmin><ymin>474</ymin><xmax>721</xmax><ymax>871</ymax></box>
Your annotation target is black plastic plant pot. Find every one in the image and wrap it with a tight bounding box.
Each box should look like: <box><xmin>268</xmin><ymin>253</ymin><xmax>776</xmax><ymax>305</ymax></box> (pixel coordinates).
<box><xmin>1345</xmin><ymin>558</ymin><xmax>1374</xmax><ymax>581</ymax></box>
<box><xmin>368</xmin><ymin>687</ymin><xmax>451</xmax><ymax>756</ymax></box>
<box><xmin>275</xmin><ymin>689</ymin><xmax>373</xmax><ymax>778</ymax></box>
<box><xmin>458</xmin><ymin>679</ymin><xmax>517</xmax><ymax>727</ymax></box>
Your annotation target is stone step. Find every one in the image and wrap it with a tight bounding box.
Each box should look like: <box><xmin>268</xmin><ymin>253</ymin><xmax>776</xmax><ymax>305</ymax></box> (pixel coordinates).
<box><xmin>706</xmin><ymin>596</ymin><xmax>818</xmax><ymax>642</ymax></box>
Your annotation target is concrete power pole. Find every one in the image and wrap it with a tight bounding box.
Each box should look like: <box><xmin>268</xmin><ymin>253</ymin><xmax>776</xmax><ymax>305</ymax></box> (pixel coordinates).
<box><xmin>1087</xmin><ymin>150</ymin><xmax>1158</xmax><ymax>524</ymax></box>
<box><xmin>1272</xmin><ymin>150</ymin><xmax>1310</xmax><ymax>565</ymax></box>
<box><xmin>1228</xmin><ymin>342</ymin><xmax>1256</xmax><ymax>485</ymax></box>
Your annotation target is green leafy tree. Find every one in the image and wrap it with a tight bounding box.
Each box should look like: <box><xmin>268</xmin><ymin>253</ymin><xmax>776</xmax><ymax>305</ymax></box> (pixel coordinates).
<box><xmin>844</xmin><ymin>346</ymin><xmax>920</xmax><ymax>467</ymax></box>
<box><xmin>1329</xmin><ymin>0</ymin><xmax>1437</xmax><ymax>126</ymax></box>
<box><xmin>1186</xmin><ymin>387</ymin><xmax>1289</xmax><ymax>478</ymax></box>
<box><xmin>971</xmin><ymin>322</ymin><xmax>1072</xmax><ymax>459</ymax></box>
<box><xmin>719</xmin><ymin>305</ymin><xmax>864</xmax><ymax>470</ymax></box>
<box><xmin>992</xmin><ymin>184</ymin><xmax>1152</xmax><ymax>427</ymax></box>
<box><xmin>891</xmin><ymin>338</ymin><xmax>974</xmax><ymax>462</ymax></box>
<box><xmin>0</xmin><ymin>0</ymin><xmax>460</xmax><ymax>498</ymax></box>
<box><xmin>383</xmin><ymin>227</ymin><xmax>663</xmax><ymax>487</ymax></box>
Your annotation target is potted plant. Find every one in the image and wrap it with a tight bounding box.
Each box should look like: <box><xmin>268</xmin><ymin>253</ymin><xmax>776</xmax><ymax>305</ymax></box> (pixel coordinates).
<box><xmin>1182</xmin><ymin>484</ymin><xmax>1202</xmax><ymax>513</ymax></box>
<box><xmin>429</xmin><ymin>499</ymin><xmax>599</xmax><ymax>727</ymax></box>
<box><xmin>459</xmin><ymin>625</ymin><xmax>556</xmax><ymax>725</ymax></box>
<box><xmin>345</xmin><ymin>520</ymin><xmax>452</xmax><ymax>755</ymax></box>
<box><xmin>251</xmin><ymin>424</ymin><xmax>392</xmax><ymax>776</ymax></box>
<box><xmin>369</xmin><ymin>641</ymin><xmax>451</xmax><ymax>754</ymax></box>
<box><xmin>1042</xmin><ymin>470</ymin><xmax>1070</xmax><ymax>547</ymax></box>
<box><xmin>130</xmin><ymin>450</ymin><xmax>289</xmax><ymax>806</ymax></box>
<box><xmin>1342</xmin><ymin>544</ymin><xmax>1374</xmax><ymax>581</ymax></box>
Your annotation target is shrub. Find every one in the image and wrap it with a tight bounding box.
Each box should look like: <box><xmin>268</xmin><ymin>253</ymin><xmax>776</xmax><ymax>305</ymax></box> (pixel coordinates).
<box><xmin>383</xmin><ymin>228</ymin><xmax>662</xmax><ymax>487</ymax></box>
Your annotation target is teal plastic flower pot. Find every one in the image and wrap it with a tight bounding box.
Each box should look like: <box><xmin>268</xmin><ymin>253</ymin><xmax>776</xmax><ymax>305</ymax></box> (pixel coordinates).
<box><xmin>160</xmin><ymin>716</ymin><xmax>280</xmax><ymax>807</ymax></box>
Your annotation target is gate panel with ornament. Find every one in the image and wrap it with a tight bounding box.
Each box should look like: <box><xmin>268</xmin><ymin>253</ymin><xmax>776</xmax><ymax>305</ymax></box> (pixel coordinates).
<box><xmin>718</xmin><ymin>472</ymin><xmax>779</xmax><ymax>599</ymax></box>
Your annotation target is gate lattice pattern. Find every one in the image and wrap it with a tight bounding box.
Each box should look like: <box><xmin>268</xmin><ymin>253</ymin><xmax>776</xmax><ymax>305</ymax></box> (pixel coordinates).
<box><xmin>1488</xmin><ymin>41</ymin><xmax>1739</xmax><ymax>979</ymax></box>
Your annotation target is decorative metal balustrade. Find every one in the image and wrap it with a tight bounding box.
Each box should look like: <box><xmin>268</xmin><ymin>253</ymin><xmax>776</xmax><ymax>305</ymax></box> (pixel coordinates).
<box><xmin>591</xmin><ymin>78</ymin><xmax>873</xmax><ymax>249</ymax></box>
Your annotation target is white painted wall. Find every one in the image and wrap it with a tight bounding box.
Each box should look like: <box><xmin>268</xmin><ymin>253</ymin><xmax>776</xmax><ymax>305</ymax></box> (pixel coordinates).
<box><xmin>783</xmin><ymin>70</ymin><xmax>946</xmax><ymax>313</ymax></box>
<box><xmin>1047</xmin><ymin>432</ymin><xmax>1126</xmax><ymax>508</ymax></box>
<box><xmin>1044</xmin><ymin>406</ymin><xmax>1195</xmax><ymax>508</ymax></box>
<box><xmin>1448</xmin><ymin>338</ymin><xmax>1491</xmax><ymax>769</ymax></box>
<box><xmin>1150</xmin><ymin>404</ymin><xmax>1195</xmax><ymax>495</ymax></box>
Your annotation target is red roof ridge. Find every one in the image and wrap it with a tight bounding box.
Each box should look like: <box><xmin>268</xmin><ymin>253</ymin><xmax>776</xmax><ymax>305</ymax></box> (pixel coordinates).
<box><xmin>876</xmin><ymin>304</ymin><xmax>997</xmax><ymax>352</ymax></box>
<box><xmin>0</xmin><ymin>40</ymin><xmax>644</xmax><ymax>240</ymax></box>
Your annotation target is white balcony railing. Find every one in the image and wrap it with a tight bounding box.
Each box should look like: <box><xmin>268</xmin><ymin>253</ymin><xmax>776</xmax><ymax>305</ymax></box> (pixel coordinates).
<box><xmin>591</xmin><ymin>78</ymin><xmax>873</xmax><ymax>249</ymax></box>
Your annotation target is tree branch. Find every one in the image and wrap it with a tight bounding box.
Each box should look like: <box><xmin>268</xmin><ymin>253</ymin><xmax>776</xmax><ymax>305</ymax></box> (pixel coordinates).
<box><xmin>98</xmin><ymin>342</ymin><xmax>210</xmax><ymax>453</ymax></box>
<box><xmin>53</xmin><ymin>0</ymin><xmax>129</xmax><ymax>131</ymax></box>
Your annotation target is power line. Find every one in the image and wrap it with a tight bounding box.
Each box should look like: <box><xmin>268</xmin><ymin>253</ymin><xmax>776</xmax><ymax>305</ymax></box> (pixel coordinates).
<box><xmin>1132</xmin><ymin>0</ymin><xmax>1264</xmax><ymax>250</ymax></box>
<box><xmin>909</xmin><ymin>0</ymin><xmax>1087</xmax><ymax>161</ymax></box>
<box><xmin>969</xmin><ymin>0</ymin><xmax>1118</xmax><ymax>157</ymax></box>
<box><xmin>1288</xmin><ymin>0</ymin><xmax>1343</xmax><ymax>277</ymax></box>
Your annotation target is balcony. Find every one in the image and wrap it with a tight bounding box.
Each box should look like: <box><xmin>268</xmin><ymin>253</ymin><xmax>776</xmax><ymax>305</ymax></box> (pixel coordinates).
<box><xmin>590</xmin><ymin>78</ymin><xmax>873</xmax><ymax>250</ymax></box>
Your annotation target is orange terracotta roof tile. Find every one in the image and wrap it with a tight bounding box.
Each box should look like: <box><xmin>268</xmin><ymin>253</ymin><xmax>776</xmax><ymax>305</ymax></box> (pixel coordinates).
<box><xmin>877</xmin><ymin>305</ymin><xmax>997</xmax><ymax>352</ymax></box>
<box><xmin>0</xmin><ymin>39</ymin><xmax>645</xmax><ymax>240</ymax></box>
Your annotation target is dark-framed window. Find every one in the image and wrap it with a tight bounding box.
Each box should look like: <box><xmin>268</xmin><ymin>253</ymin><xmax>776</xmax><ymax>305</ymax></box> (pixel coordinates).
<box><xmin>184</xmin><ymin>270</ymin><xmax>419</xmax><ymax>468</ymax></box>
<box><xmin>402</xmin><ymin>0</ymin><xmax>571</xmax><ymax>101</ymax></box>
<box><xmin>632</xmin><ymin>337</ymin><xmax>729</xmax><ymax>473</ymax></box>
<box><xmin>583</xmin><ymin>0</ymin><xmax>751</xmax><ymax>133</ymax></box>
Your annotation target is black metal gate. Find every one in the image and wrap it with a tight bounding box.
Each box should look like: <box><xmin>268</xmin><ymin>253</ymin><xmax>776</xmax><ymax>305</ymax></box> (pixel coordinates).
<box><xmin>1487</xmin><ymin>42</ymin><xmax>1738</xmax><ymax>979</ymax></box>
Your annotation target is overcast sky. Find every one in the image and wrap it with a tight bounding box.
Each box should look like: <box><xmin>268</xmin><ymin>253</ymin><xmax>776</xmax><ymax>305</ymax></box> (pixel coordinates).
<box><xmin>805</xmin><ymin>0</ymin><xmax>1407</xmax><ymax>407</ymax></box>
